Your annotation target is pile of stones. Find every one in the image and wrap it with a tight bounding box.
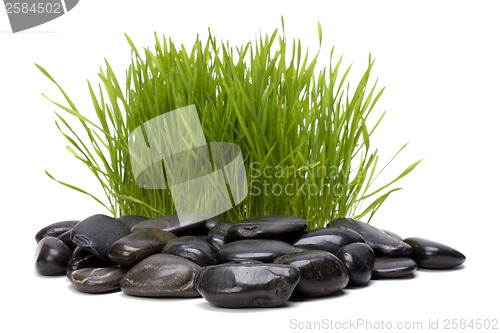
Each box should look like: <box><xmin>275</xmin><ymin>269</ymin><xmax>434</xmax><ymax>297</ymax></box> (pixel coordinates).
<box><xmin>34</xmin><ymin>214</ymin><xmax>466</xmax><ymax>308</ymax></box>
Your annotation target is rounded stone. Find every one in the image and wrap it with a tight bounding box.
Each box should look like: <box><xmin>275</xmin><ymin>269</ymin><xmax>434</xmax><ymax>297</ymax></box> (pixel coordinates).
<box><xmin>372</xmin><ymin>257</ymin><xmax>418</xmax><ymax>279</ymax></box>
<box><xmin>292</xmin><ymin>228</ymin><xmax>365</xmax><ymax>254</ymax></box>
<box><xmin>120</xmin><ymin>254</ymin><xmax>201</xmax><ymax>297</ymax></box>
<box><xmin>108</xmin><ymin>228</ymin><xmax>176</xmax><ymax>267</ymax></box>
<box><xmin>67</xmin><ymin>247</ymin><xmax>110</xmax><ymax>276</ymax></box>
<box><xmin>57</xmin><ymin>230</ymin><xmax>77</xmax><ymax>251</ymax></box>
<box><xmin>403</xmin><ymin>237</ymin><xmax>466</xmax><ymax>269</ymax></box>
<box><xmin>274</xmin><ymin>250</ymin><xmax>349</xmax><ymax>297</ymax></box>
<box><xmin>337</xmin><ymin>242</ymin><xmax>375</xmax><ymax>285</ymax></box>
<box><xmin>161</xmin><ymin>236</ymin><xmax>218</xmax><ymax>266</ymax></box>
<box><xmin>35</xmin><ymin>237</ymin><xmax>72</xmax><ymax>276</ymax></box>
<box><xmin>206</xmin><ymin>221</ymin><xmax>234</xmax><ymax>250</ymax></box>
<box><xmin>69</xmin><ymin>267</ymin><xmax>127</xmax><ymax>294</ymax></box>
<box><xmin>195</xmin><ymin>263</ymin><xmax>300</xmax><ymax>308</ymax></box>
<box><xmin>35</xmin><ymin>220</ymin><xmax>79</xmax><ymax>243</ymax></box>
<box><xmin>117</xmin><ymin>215</ymin><xmax>149</xmax><ymax>231</ymax></box>
<box><xmin>218</xmin><ymin>239</ymin><xmax>301</xmax><ymax>263</ymax></box>
<box><xmin>227</xmin><ymin>215</ymin><xmax>308</xmax><ymax>240</ymax></box>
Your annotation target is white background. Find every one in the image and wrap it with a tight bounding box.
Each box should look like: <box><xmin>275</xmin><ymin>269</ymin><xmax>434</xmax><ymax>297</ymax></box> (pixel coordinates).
<box><xmin>1</xmin><ymin>1</ymin><xmax>499</xmax><ymax>332</ymax></box>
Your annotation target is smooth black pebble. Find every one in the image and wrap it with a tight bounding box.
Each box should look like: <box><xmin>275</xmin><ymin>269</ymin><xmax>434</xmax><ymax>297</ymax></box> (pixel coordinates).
<box><xmin>161</xmin><ymin>236</ymin><xmax>218</xmax><ymax>266</ymax></box>
<box><xmin>117</xmin><ymin>215</ymin><xmax>149</xmax><ymax>231</ymax></box>
<box><xmin>337</xmin><ymin>242</ymin><xmax>375</xmax><ymax>285</ymax></box>
<box><xmin>35</xmin><ymin>220</ymin><xmax>79</xmax><ymax>243</ymax></box>
<box><xmin>292</xmin><ymin>228</ymin><xmax>364</xmax><ymax>254</ymax></box>
<box><xmin>218</xmin><ymin>239</ymin><xmax>301</xmax><ymax>263</ymax></box>
<box><xmin>206</xmin><ymin>221</ymin><xmax>234</xmax><ymax>250</ymax></box>
<box><xmin>69</xmin><ymin>267</ymin><xmax>127</xmax><ymax>294</ymax></box>
<box><xmin>227</xmin><ymin>215</ymin><xmax>308</xmax><ymax>240</ymax></box>
<box><xmin>372</xmin><ymin>257</ymin><xmax>417</xmax><ymax>278</ymax></box>
<box><xmin>131</xmin><ymin>213</ymin><xmax>207</xmax><ymax>236</ymax></box>
<box><xmin>35</xmin><ymin>237</ymin><xmax>72</xmax><ymax>276</ymax></box>
<box><xmin>403</xmin><ymin>237</ymin><xmax>466</xmax><ymax>269</ymax></box>
<box><xmin>67</xmin><ymin>247</ymin><xmax>110</xmax><ymax>276</ymax></box>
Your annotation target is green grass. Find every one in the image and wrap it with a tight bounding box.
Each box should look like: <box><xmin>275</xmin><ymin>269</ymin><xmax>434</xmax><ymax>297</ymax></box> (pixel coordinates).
<box><xmin>37</xmin><ymin>22</ymin><xmax>421</xmax><ymax>229</ymax></box>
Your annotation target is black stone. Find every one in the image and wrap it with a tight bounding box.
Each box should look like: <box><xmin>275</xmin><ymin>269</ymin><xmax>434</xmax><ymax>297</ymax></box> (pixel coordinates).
<box><xmin>372</xmin><ymin>257</ymin><xmax>417</xmax><ymax>279</ymax></box>
<box><xmin>403</xmin><ymin>237</ymin><xmax>466</xmax><ymax>269</ymax></box>
<box><xmin>203</xmin><ymin>216</ymin><xmax>222</xmax><ymax>231</ymax></box>
<box><xmin>70</xmin><ymin>214</ymin><xmax>130</xmax><ymax>260</ymax></box>
<box><xmin>227</xmin><ymin>215</ymin><xmax>308</xmax><ymax>240</ymax></box>
<box><xmin>131</xmin><ymin>213</ymin><xmax>207</xmax><ymax>236</ymax></box>
<box><xmin>35</xmin><ymin>237</ymin><xmax>72</xmax><ymax>276</ymax></box>
<box><xmin>108</xmin><ymin>228</ymin><xmax>177</xmax><ymax>267</ymax></box>
<box><xmin>66</xmin><ymin>247</ymin><xmax>110</xmax><ymax>276</ymax></box>
<box><xmin>195</xmin><ymin>263</ymin><xmax>300</xmax><ymax>308</ymax></box>
<box><xmin>35</xmin><ymin>220</ymin><xmax>79</xmax><ymax>243</ymax></box>
<box><xmin>274</xmin><ymin>250</ymin><xmax>349</xmax><ymax>297</ymax></box>
<box><xmin>337</xmin><ymin>242</ymin><xmax>375</xmax><ymax>285</ymax></box>
<box><xmin>69</xmin><ymin>267</ymin><xmax>127</xmax><ymax>294</ymax></box>
<box><xmin>206</xmin><ymin>221</ymin><xmax>234</xmax><ymax>250</ymax></box>
<box><xmin>118</xmin><ymin>215</ymin><xmax>149</xmax><ymax>231</ymax></box>
<box><xmin>120</xmin><ymin>254</ymin><xmax>201</xmax><ymax>297</ymax></box>
<box><xmin>161</xmin><ymin>236</ymin><xmax>218</xmax><ymax>266</ymax></box>
<box><xmin>218</xmin><ymin>239</ymin><xmax>301</xmax><ymax>263</ymax></box>
<box><xmin>328</xmin><ymin>218</ymin><xmax>412</xmax><ymax>256</ymax></box>
<box><xmin>382</xmin><ymin>229</ymin><xmax>403</xmax><ymax>240</ymax></box>
<box><xmin>292</xmin><ymin>228</ymin><xmax>365</xmax><ymax>254</ymax></box>
<box><xmin>57</xmin><ymin>230</ymin><xmax>77</xmax><ymax>251</ymax></box>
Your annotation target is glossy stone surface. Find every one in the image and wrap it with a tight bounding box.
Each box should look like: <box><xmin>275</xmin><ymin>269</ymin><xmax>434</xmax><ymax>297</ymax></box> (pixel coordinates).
<box><xmin>227</xmin><ymin>215</ymin><xmax>308</xmax><ymax>240</ymax></box>
<box><xmin>206</xmin><ymin>221</ymin><xmax>234</xmax><ymax>250</ymax></box>
<box><xmin>203</xmin><ymin>216</ymin><xmax>222</xmax><ymax>231</ymax></box>
<box><xmin>195</xmin><ymin>263</ymin><xmax>300</xmax><ymax>308</ymax></box>
<box><xmin>69</xmin><ymin>267</ymin><xmax>127</xmax><ymax>294</ymax></box>
<box><xmin>382</xmin><ymin>229</ymin><xmax>403</xmax><ymax>240</ymax></box>
<box><xmin>108</xmin><ymin>228</ymin><xmax>176</xmax><ymax>267</ymax></box>
<box><xmin>120</xmin><ymin>254</ymin><xmax>201</xmax><ymax>297</ymax></box>
<box><xmin>403</xmin><ymin>237</ymin><xmax>466</xmax><ymax>269</ymax></box>
<box><xmin>66</xmin><ymin>247</ymin><xmax>110</xmax><ymax>276</ymax></box>
<box><xmin>274</xmin><ymin>250</ymin><xmax>349</xmax><ymax>297</ymax></box>
<box><xmin>337</xmin><ymin>242</ymin><xmax>375</xmax><ymax>285</ymax></box>
<box><xmin>117</xmin><ymin>215</ymin><xmax>149</xmax><ymax>231</ymax></box>
<box><xmin>161</xmin><ymin>236</ymin><xmax>218</xmax><ymax>266</ymax></box>
<box><xmin>328</xmin><ymin>218</ymin><xmax>412</xmax><ymax>256</ymax></box>
<box><xmin>57</xmin><ymin>230</ymin><xmax>77</xmax><ymax>251</ymax></box>
<box><xmin>372</xmin><ymin>257</ymin><xmax>417</xmax><ymax>278</ymax></box>
<box><xmin>218</xmin><ymin>239</ymin><xmax>301</xmax><ymax>263</ymax></box>
<box><xmin>35</xmin><ymin>237</ymin><xmax>72</xmax><ymax>276</ymax></box>
<box><xmin>292</xmin><ymin>228</ymin><xmax>365</xmax><ymax>254</ymax></box>
<box><xmin>130</xmin><ymin>213</ymin><xmax>207</xmax><ymax>236</ymax></box>
<box><xmin>70</xmin><ymin>214</ymin><xmax>130</xmax><ymax>260</ymax></box>
<box><xmin>35</xmin><ymin>220</ymin><xmax>79</xmax><ymax>243</ymax></box>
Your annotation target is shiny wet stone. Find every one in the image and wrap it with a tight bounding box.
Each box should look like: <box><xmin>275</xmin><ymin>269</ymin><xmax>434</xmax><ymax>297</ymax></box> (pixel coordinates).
<box><xmin>35</xmin><ymin>237</ymin><xmax>72</xmax><ymax>276</ymax></box>
<box><xmin>57</xmin><ymin>230</ymin><xmax>77</xmax><ymax>251</ymax></box>
<box><xmin>131</xmin><ymin>213</ymin><xmax>207</xmax><ymax>236</ymax></box>
<box><xmin>195</xmin><ymin>263</ymin><xmax>300</xmax><ymax>308</ymax></box>
<box><xmin>70</xmin><ymin>214</ymin><xmax>130</xmax><ymax>260</ymax></box>
<box><xmin>328</xmin><ymin>218</ymin><xmax>412</xmax><ymax>256</ymax></box>
<box><xmin>117</xmin><ymin>215</ymin><xmax>149</xmax><ymax>231</ymax></box>
<box><xmin>218</xmin><ymin>239</ymin><xmax>301</xmax><ymax>263</ymax></box>
<box><xmin>120</xmin><ymin>254</ymin><xmax>201</xmax><ymax>297</ymax></box>
<box><xmin>372</xmin><ymin>257</ymin><xmax>417</xmax><ymax>279</ymax></box>
<box><xmin>108</xmin><ymin>228</ymin><xmax>176</xmax><ymax>267</ymax></box>
<box><xmin>35</xmin><ymin>220</ymin><xmax>79</xmax><ymax>243</ymax></box>
<box><xmin>227</xmin><ymin>215</ymin><xmax>308</xmax><ymax>240</ymax></box>
<box><xmin>337</xmin><ymin>242</ymin><xmax>375</xmax><ymax>285</ymax></box>
<box><xmin>404</xmin><ymin>237</ymin><xmax>466</xmax><ymax>269</ymax></box>
<box><xmin>161</xmin><ymin>236</ymin><xmax>218</xmax><ymax>266</ymax></box>
<box><xmin>67</xmin><ymin>247</ymin><xmax>110</xmax><ymax>276</ymax></box>
<box><xmin>292</xmin><ymin>228</ymin><xmax>364</xmax><ymax>254</ymax></box>
<box><xmin>274</xmin><ymin>250</ymin><xmax>349</xmax><ymax>297</ymax></box>
<box><xmin>206</xmin><ymin>221</ymin><xmax>234</xmax><ymax>250</ymax></box>
<box><xmin>69</xmin><ymin>267</ymin><xmax>127</xmax><ymax>294</ymax></box>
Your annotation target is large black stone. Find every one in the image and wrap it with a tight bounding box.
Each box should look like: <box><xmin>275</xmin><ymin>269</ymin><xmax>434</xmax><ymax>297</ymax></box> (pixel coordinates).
<box><xmin>108</xmin><ymin>228</ymin><xmax>176</xmax><ymax>267</ymax></box>
<box><xmin>274</xmin><ymin>250</ymin><xmax>349</xmax><ymax>297</ymax></box>
<box><xmin>195</xmin><ymin>263</ymin><xmax>300</xmax><ymax>308</ymax></box>
<box><xmin>69</xmin><ymin>267</ymin><xmax>127</xmax><ymax>294</ymax></box>
<box><xmin>372</xmin><ymin>257</ymin><xmax>417</xmax><ymax>279</ymax></box>
<box><xmin>120</xmin><ymin>254</ymin><xmax>201</xmax><ymax>297</ymax></box>
<box><xmin>35</xmin><ymin>220</ymin><xmax>79</xmax><ymax>243</ymax></box>
<box><xmin>403</xmin><ymin>237</ymin><xmax>466</xmax><ymax>269</ymax></box>
<box><xmin>218</xmin><ymin>239</ymin><xmax>301</xmax><ymax>263</ymax></box>
<box><xmin>337</xmin><ymin>242</ymin><xmax>375</xmax><ymax>285</ymax></box>
<box><xmin>161</xmin><ymin>236</ymin><xmax>218</xmax><ymax>266</ymax></box>
<box><xmin>35</xmin><ymin>237</ymin><xmax>72</xmax><ymax>276</ymax></box>
<box><xmin>227</xmin><ymin>215</ymin><xmax>308</xmax><ymax>240</ymax></box>
<box><xmin>70</xmin><ymin>214</ymin><xmax>130</xmax><ymax>260</ymax></box>
<box><xmin>206</xmin><ymin>221</ymin><xmax>234</xmax><ymax>250</ymax></box>
<box><xmin>131</xmin><ymin>213</ymin><xmax>207</xmax><ymax>236</ymax></box>
<box><xmin>117</xmin><ymin>215</ymin><xmax>149</xmax><ymax>231</ymax></box>
<box><xmin>292</xmin><ymin>228</ymin><xmax>364</xmax><ymax>254</ymax></box>
<box><xmin>66</xmin><ymin>247</ymin><xmax>110</xmax><ymax>276</ymax></box>
<box><xmin>328</xmin><ymin>218</ymin><xmax>412</xmax><ymax>256</ymax></box>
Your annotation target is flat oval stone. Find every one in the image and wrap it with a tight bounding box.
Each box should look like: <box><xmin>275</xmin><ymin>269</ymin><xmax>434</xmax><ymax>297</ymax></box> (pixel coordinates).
<box><xmin>206</xmin><ymin>221</ymin><xmax>234</xmax><ymax>250</ymax></box>
<box><xmin>337</xmin><ymin>242</ymin><xmax>375</xmax><ymax>285</ymax></box>
<box><xmin>372</xmin><ymin>257</ymin><xmax>417</xmax><ymax>279</ymax></box>
<box><xmin>292</xmin><ymin>228</ymin><xmax>365</xmax><ymax>254</ymax></box>
<box><xmin>382</xmin><ymin>229</ymin><xmax>403</xmax><ymax>240</ymax></box>
<box><xmin>35</xmin><ymin>237</ymin><xmax>72</xmax><ymax>276</ymax></box>
<box><xmin>118</xmin><ymin>215</ymin><xmax>149</xmax><ymax>231</ymax></box>
<box><xmin>195</xmin><ymin>263</ymin><xmax>300</xmax><ymax>308</ymax></box>
<box><xmin>161</xmin><ymin>236</ymin><xmax>218</xmax><ymax>266</ymax></box>
<box><xmin>67</xmin><ymin>247</ymin><xmax>110</xmax><ymax>276</ymax></box>
<box><xmin>274</xmin><ymin>250</ymin><xmax>349</xmax><ymax>297</ymax></box>
<box><xmin>227</xmin><ymin>215</ymin><xmax>308</xmax><ymax>240</ymax></box>
<box><xmin>35</xmin><ymin>220</ymin><xmax>79</xmax><ymax>243</ymax></box>
<box><xmin>131</xmin><ymin>213</ymin><xmax>207</xmax><ymax>236</ymax></box>
<box><xmin>403</xmin><ymin>237</ymin><xmax>466</xmax><ymax>269</ymax></box>
<box><xmin>218</xmin><ymin>239</ymin><xmax>301</xmax><ymax>263</ymax></box>
<box><xmin>120</xmin><ymin>254</ymin><xmax>201</xmax><ymax>297</ymax></box>
<box><xmin>70</xmin><ymin>214</ymin><xmax>130</xmax><ymax>260</ymax></box>
<box><xmin>203</xmin><ymin>216</ymin><xmax>222</xmax><ymax>231</ymax></box>
<box><xmin>108</xmin><ymin>228</ymin><xmax>177</xmax><ymax>267</ymax></box>
<box><xmin>69</xmin><ymin>267</ymin><xmax>127</xmax><ymax>294</ymax></box>
<box><xmin>328</xmin><ymin>218</ymin><xmax>412</xmax><ymax>256</ymax></box>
